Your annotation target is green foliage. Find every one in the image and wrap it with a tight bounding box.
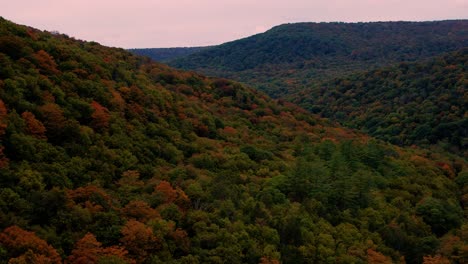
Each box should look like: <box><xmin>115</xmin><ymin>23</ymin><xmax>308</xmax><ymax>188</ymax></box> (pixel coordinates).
<box><xmin>152</xmin><ymin>20</ymin><xmax>468</xmax><ymax>157</ymax></box>
<box><xmin>160</xmin><ymin>20</ymin><xmax>468</xmax><ymax>98</ymax></box>
<box><xmin>129</xmin><ymin>46</ymin><xmax>212</xmax><ymax>62</ymax></box>
<box><xmin>0</xmin><ymin>17</ymin><xmax>465</xmax><ymax>264</ymax></box>
<box><xmin>295</xmin><ymin>49</ymin><xmax>468</xmax><ymax>156</ymax></box>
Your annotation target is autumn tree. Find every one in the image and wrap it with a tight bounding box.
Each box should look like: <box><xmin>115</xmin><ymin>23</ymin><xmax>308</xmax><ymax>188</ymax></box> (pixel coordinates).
<box><xmin>122</xmin><ymin>200</ymin><xmax>159</xmax><ymax>222</ymax></box>
<box><xmin>33</xmin><ymin>50</ymin><xmax>59</xmax><ymax>74</ymax></box>
<box><xmin>21</xmin><ymin>111</ymin><xmax>46</xmax><ymax>139</ymax></box>
<box><xmin>90</xmin><ymin>101</ymin><xmax>110</xmax><ymax>130</ymax></box>
<box><xmin>367</xmin><ymin>249</ymin><xmax>392</xmax><ymax>264</ymax></box>
<box><xmin>38</xmin><ymin>103</ymin><xmax>66</xmax><ymax>139</ymax></box>
<box><xmin>422</xmin><ymin>255</ymin><xmax>451</xmax><ymax>264</ymax></box>
<box><xmin>120</xmin><ymin>220</ymin><xmax>160</xmax><ymax>262</ymax></box>
<box><xmin>0</xmin><ymin>99</ymin><xmax>8</xmax><ymax>167</ymax></box>
<box><xmin>67</xmin><ymin>232</ymin><xmax>131</xmax><ymax>264</ymax></box>
<box><xmin>0</xmin><ymin>226</ymin><xmax>61</xmax><ymax>264</ymax></box>
<box><xmin>155</xmin><ymin>181</ymin><xmax>178</xmax><ymax>204</ymax></box>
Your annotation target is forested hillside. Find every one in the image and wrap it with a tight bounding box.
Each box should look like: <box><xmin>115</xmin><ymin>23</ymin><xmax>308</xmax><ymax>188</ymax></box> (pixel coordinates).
<box><xmin>164</xmin><ymin>20</ymin><xmax>468</xmax><ymax>97</ymax></box>
<box><xmin>290</xmin><ymin>48</ymin><xmax>468</xmax><ymax>157</ymax></box>
<box><xmin>129</xmin><ymin>47</ymin><xmax>210</xmax><ymax>62</ymax></box>
<box><xmin>0</xmin><ymin>18</ymin><xmax>466</xmax><ymax>264</ymax></box>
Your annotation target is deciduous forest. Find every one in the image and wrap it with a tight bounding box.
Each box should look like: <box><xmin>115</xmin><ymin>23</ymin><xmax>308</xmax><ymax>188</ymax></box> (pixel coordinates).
<box><xmin>0</xmin><ymin>17</ymin><xmax>466</xmax><ymax>264</ymax></box>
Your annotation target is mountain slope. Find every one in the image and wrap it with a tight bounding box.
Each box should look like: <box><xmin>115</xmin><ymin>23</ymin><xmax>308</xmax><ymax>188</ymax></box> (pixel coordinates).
<box><xmin>290</xmin><ymin>48</ymin><xmax>468</xmax><ymax>156</ymax></box>
<box><xmin>128</xmin><ymin>46</ymin><xmax>211</xmax><ymax>62</ymax></box>
<box><xmin>165</xmin><ymin>20</ymin><xmax>468</xmax><ymax>97</ymax></box>
<box><xmin>0</xmin><ymin>18</ymin><xmax>466</xmax><ymax>264</ymax></box>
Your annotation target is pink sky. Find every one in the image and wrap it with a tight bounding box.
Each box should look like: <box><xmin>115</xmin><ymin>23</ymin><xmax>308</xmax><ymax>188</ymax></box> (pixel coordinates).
<box><xmin>2</xmin><ymin>0</ymin><xmax>467</xmax><ymax>48</ymax></box>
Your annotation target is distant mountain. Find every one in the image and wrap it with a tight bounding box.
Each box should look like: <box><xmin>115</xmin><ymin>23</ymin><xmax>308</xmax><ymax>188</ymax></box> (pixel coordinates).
<box><xmin>294</xmin><ymin>48</ymin><xmax>468</xmax><ymax>156</ymax></box>
<box><xmin>129</xmin><ymin>46</ymin><xmax>211</xmax><ymax>62</ymax></box>
<box><xmin>0</xmin><ymin>17</ymin><xmax>467</xmax><ymax>264</ymax></box>
<box><xmin>164</xmin><ymin>20</ymin><xmax>468</xmax><ymax>97</ymax></box>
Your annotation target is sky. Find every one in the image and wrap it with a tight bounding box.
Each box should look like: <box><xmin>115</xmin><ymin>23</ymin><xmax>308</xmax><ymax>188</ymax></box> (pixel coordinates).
<box><xmin>2</xmin><ymin>0</ymin><xmax>467</xmax><ymax>48</ymax></box>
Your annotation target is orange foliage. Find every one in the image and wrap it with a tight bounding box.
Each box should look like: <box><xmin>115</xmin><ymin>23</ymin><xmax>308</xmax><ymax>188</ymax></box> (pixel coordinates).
<box><xmin>422</xmin><ymin>255</ymin><xmax>450</xmax><ymax>264</ymax></box>
<box><xmin>122</xmin><ymin>200</ymin><xmax>159</xmax><ymax>222</ymax></box>
<box><xmin>110</xmin><ymin>90</ymin><xmax>126</xmax><ymax>111</ymax></box>
<box><xmin>0</xmin><ymin>99</ymin><xmax>8</xmax><ymax>168</ymax></box>
<box><xmin>0</xmin><ymin>226</ymin><xmax>61</xmax><ymax>264</ymax></box>
<box><xmin>175</xmin><ymin>188</ymin><xmax>191</xmax><ymax>211</ymax></box>
<box><xmin>222</xmin><ymin>126</ymin><xmax>238</xmax><ymax>136</ymax></box>
<box><xmin>171</xmin><ymin>228</ymin><xmax>191</xmax><ymax>253</ymax></box>
<box><xmin>21</xmin><ymin>111</ymin><xmax>46</xmax><ymax>139</ymax></box>
<box><xmin>0</xmin><ymin>146</ymin><xmax>8</xmax><ymax>168</ymax></box>
<box><xmin>367</xmin><ymin>249</ymin><xmax>392</xmax><ymax>264</ymax></box>
<box><xmin>26</xmin><ymin>28</ymin><xmax>38</xmax><ymax>41</ymax></box>
<box><xmin>42</xmin><ymin>91</ymin><xmax>56</xmax><ymax>103</ymax></box>
<box><xmin>34</xmin><ymin>50</ymin><xmax>59</xmax><ymax>74</ymax></box>
<box><xmin>90</xmin><ymin>101</ymin><xmax>110</xmax><ymax>130</ymax></box>
<box><xmin>436</xmin><ymin>162</ymin><xmax>456</xmax><ymax>178</ymax></box>
<box><xmin>0</xmin><ymin>99</ymin><xmax>7</xmax><ymax>137</ymax></box>
<box><xmin>67</xmin><ymin>233</ymin><xmax>132</xmax><ymax>264</ymax></box>
<box><xmin>259</xmin><ymin>257</ymin><xmax>281</xmax><ymax>264</ymax></box>
<box><xmin>67</xmin><ymin>185</ymin><xmax>113</xmax><ymax>212</ymax></box>
<box><xmin>120</xmin><ymin>220</ymin><xmax>159</xmax><ymax>262</ymax></box>
<box><xmin>155</xmin><ymin>181</ymin><xmax>178</xmax><ymax>203</ymax></box>
<box><xmin>38</xmin><ymin>103</ymin><xmax>66</xmax><ymax>135</ymax></box>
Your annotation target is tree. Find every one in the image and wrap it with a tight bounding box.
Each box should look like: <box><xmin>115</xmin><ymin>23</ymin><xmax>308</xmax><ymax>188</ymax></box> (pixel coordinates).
<box><xmin>90</xmin><ymin>101</ymin><xmax>110</xmax><ymax>131</ymax></box>
<box><xmin>422</xmin><ymin>255</ymin><xmax>450</xmax><ymax>264</ymax></box>
<box><xmin>21</xmin><ymin>111</ymin><xmax>46</xmax><ymax>139</ymax></box>
<box><xmin>0</xmin><ymin>99</ymin><xmax>8</xmax><ymax>168</ymax></box>
<box><xmin>0</xmin><ymin>226</ymin><xmax>61</xmax><ymax>264</ymax></box>
<box><xmin>38</xmin><ymin>103</ymin><xmax>66</xmax><ymax>139</ymax></box>
<box><xmin>122</xmin><ymin>200</ymin><xmax>159</xmax><ymax>222</ymax></box>
<box><xmin>367</xmin><ymin>249</ymin><xmax>392</xmax><ymax>264</ymax></box>
<box><xmin>120</xmin><ymin>220</ymin><xmax>160</xmax><ymax>262</ymax></box>
<box><xmin>155</xmin><ymin>181</ymin><xmax>177</xmax><ymax>204</ymax></box>
<box><xmin>67</xmin><ymin>232</ymin><xmax>131</xmax><ymax>264</ymax></box>
<box><xmin>0</xmin><ymin>99</ymin><xmax>7</xmax><ymax>137</ymax></box>
<box><xmin>33</xmin><ymin>50</ymin><xmax>59</xmax><ymax>74</ymax></box>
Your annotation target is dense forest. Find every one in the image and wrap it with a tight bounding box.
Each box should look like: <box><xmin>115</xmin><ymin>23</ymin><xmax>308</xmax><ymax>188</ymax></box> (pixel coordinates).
<box><xmin>134</xmin><ymin>20</ymin><xmax>468</xmax><ymax>157</ymax></box>
<box><xmin>290</xmin><ymin>49</ymin><xmax>468</xmax><ymax>157</ymax></box>
<box><xmin>128</xmin><ymin>47</ymin><xmax>211</xmax><ymax>63</ymax></box>
<box><xmin>137</xmin><ymin>20</ymin><xmax>468</xmax><ymax>97</ymax></box>
<box><xmin>0</xmin><ymin>17</ymin><xmax>467</xmax><ymax>264</ymax></box>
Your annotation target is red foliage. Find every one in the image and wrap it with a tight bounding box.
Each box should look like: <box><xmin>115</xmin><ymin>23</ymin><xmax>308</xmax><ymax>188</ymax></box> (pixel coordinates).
<box><xmin>67</xmin><ymin>233</ymin><xmax>132</xmax><ymax>264</ymax></box>
<box><xmin>0</xmin><ymin>226</ymin><xmax>61</xmax><ymax>264</ymax></box>
<box><xmin>367</xmin><ymin>249</ymin><xmax>392</xmax><ymax>264</ymax></box>
<box><xmin>122</xmin><ymin>200</ymin><xmax>160</xmax><ymax>222</ymax></box>
<box><xmin>110</xmin><ymin>90</ymin><xmax>126</xmax><ymax>111</ymax></box>
<box><xmin>422</xmin><ymin>255</ymin><xmax>450</xmax><ymax>264</ymax></box>
<box><xmin>21</xmin><ymin>111</ymin><xmax>46</xmax><ymax>139</ymax></box>
<box><xmin>33</xmin><ymin>50</ymin><xmax>59</xmax><ymax>74</ymax></box>
<box><xmin>436</xmin><ymin>162</ymin><xmax>456</xmax><ymax>178</ymax></box>
<box><xmin>0</xmin><ymin>99</ymin><xmax>7</xmax><ymax>137</ymax></box>
<box><xmin>120</xmin><ymin>220</ymin><xmax>159</xmax><ymax>262</ymax></box>
<box><xmin>67</xmin><ymin>185</ymin><xmax>113</xmax><ymax>212</ymax></box>
<box><xmin>38</xmin><ymin>103</ymin><xmax>66</xmax><ymax>136</ymax></box>
<box><xmin>90</xmin><ymin>101</ymin><xmax>110</xmax><ymax>130</ymax></box>
<box><xmin>0</xmin><ymin>99</ymin><xmax>9</xmax><ymax>168</ymax></box>
<box><xmin>171</xmin><ymin>228</ymin><xmax>191</xmax><ymax>253</ymax></box>
<box><xmin>259</xmin><ymin>257</ymin><xmax>280</xmax><ymax>264</ymax></box>
<box><xmin>155</xmin><ymin>181</ymin><xmax>178</xmax><ymax>204</ymax></box>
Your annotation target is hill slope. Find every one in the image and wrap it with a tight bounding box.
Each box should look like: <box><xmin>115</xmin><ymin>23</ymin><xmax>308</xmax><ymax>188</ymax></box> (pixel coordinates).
<box><xmin>165</xmin><ymin>20</ymin><xmax>468</xmax><ymax>97</ymax></box>
<box><xmin>290</xmin><ymin>48</ymin><xmax>468</xmax><ymax>156</ymax></box>
<box><xmin>0</xmin><ymin>18</ymin><xmax>466</xmax><ymax>264</ymax></box>
<box><xmin>128</xmin><ymin>46</ymin><xmax>211</xmax><ymax>62</ymax></box>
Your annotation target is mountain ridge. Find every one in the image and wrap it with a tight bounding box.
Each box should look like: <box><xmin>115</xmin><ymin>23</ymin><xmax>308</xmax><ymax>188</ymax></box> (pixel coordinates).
<box><xmin>0</xmin><ymin>17</ymin><xmax>466</xmax><ymax>264</ymax></box>
<box><xmin>135</xmin><ymin>20</ymin><xmax>468</xmax><ymax>95</ymax></box>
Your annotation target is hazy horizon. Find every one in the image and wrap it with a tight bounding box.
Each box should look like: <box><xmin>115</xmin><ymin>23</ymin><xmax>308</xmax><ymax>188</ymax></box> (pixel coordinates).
<box><xmin>3</xmin><ymin>0</ymin><xmax>467</xmax><ymax>48</ymax></box>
